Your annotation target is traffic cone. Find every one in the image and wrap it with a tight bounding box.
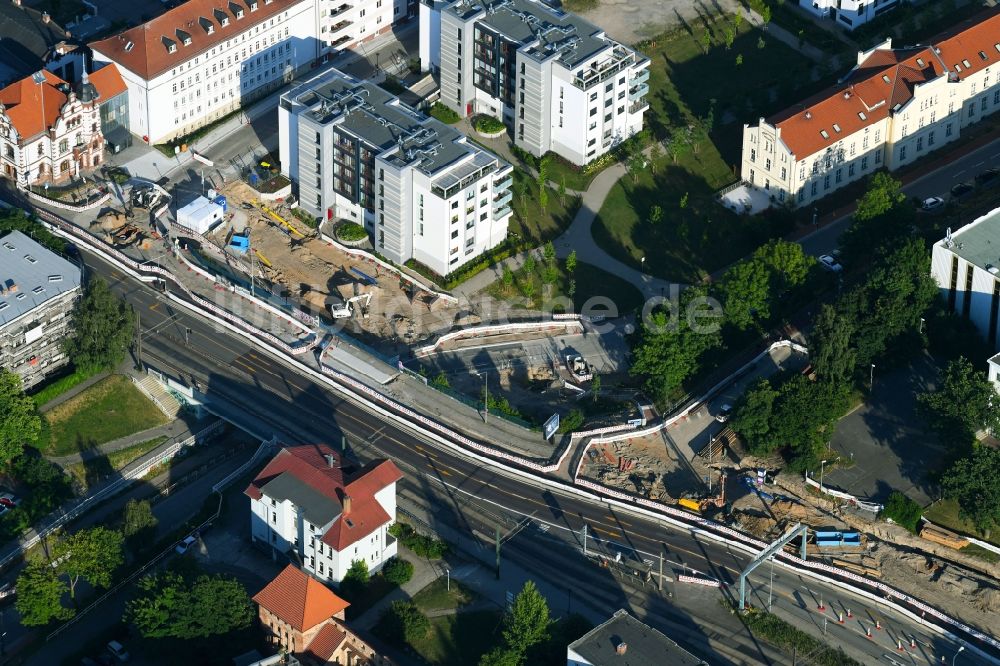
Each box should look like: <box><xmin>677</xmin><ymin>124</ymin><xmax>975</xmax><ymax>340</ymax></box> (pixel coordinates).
<box><xmin>838</xmin><ymin>612</ymin><xmax>844</xmax><ymax>624</ymax></box>
<box><xmin>897</xmin><ymin>640</ymin><xmax>905</xmax><ymax>652</ymax></box>
<box><xmin>876</xmin><ymin>619</ymin><xmax>882</xmax><ymax>631</ymax></box>
<box><xmin>847</xmin><ymin>608</ymin><xmax>853</xmax><ymax>618</ymax></box>
<box><xmin>817</xmin><ymin>601</ymin><xmax>826</xmax><ymax>611</ymax></box>
<box><xmin>866</xmin><ymin>627</ymin><xmax>872</xmax><ymax>639</ymax></box>
<box><xmin>910</xmin><ymin>638</ymin><xmax>917</xmax><ymax>650</ymax></box>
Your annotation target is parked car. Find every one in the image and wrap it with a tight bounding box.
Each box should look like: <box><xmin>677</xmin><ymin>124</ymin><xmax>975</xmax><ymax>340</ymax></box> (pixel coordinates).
<box><xmin>921</xmin><ymin>196</ymin><xmax>945</xmax><ymax>211</ymax></box>
<box><xmin>175</xmin><ymin>535</ymin><xmax>197</xmax><ymax>555</ymax></box>
<box><xmin>951</xmin><ymin>182</ymin><xmax>975</xmax><ymax>199</ymax></box>
<box><xmin>818</xmin><ymin>254</ymin><xmax>843</xmax><ymax>272</ymax></box>
<box><xmin>715</xmin><ymin>404</ymin><xmax>733</xmax><ymax>423</ymax></box>
<box><xmin>976</xmin><ymin>168</ymin><xmax>1000</xmax><ymax>188</ymax></box>
<box><xmin>0</xmin><ymin>582</ymin><xmax>15</xmax><ymax>605</ymax></box>
<box><xmin>0</xmin><ymin>493</ymin><xmax>19</xmax><ymax>508</ymax></box>
<box><xmin>106</xmin><ymin>640</ymin><xmax>130</xmax><ymax>663</ymax></box>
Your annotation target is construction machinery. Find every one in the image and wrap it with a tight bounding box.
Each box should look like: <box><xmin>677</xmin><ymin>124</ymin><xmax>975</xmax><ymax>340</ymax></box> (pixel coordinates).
<box><xmin>329</xmin><ymin>292</ymin><xmax>372</xmax><ymax>319</ymax></box>
<box><xmin>565</xmin><ymin>355</ymin><xmax>593</xmax><ymax>381</ymax></box>
<box><xmin>253</xmin><ymin>248</ymin><xmax>273</xmax><ymax>268</ymax></box>
<box><xmin>677</xmin><ymin>498</ymin><xmax>701</xmax><ymax>513</ymax></box>
<box><xmin>131</xmin><ymin>186</ymin><xmax>162</xmax><ymax>210</ymax></box>
<box><xmin>254</xmin><ymin>200</ymin><xmax>305</xmax><ymax>238</ymax></box>
<box><xmin>699</xmin><ymin>472</ymin><xmax>727</xmax><ymax>511</ymax></box>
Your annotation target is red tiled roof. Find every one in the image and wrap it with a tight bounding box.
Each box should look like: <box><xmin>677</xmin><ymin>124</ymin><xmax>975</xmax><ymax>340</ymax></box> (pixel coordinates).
<box><xmin>88</xmin><ymin>0</ymin><xmax>305</xmax><ymax>81</ymax></box>
<box><xmin>345</xmin><ymin>459</ymin><xmax>404</xmax><ymax>500</ymax></box>
<box><xmin>89</xmin><ymin>64</ymin><xmax>127</xmax><ymax>100</ymax></box>
<box><xmin>245</xmin><ymin>444</ymin><xmax>346</xmax><ymax>503</ymax></box>
<box><xmin>303</xmin><ymin>622</ymin><xmax>347</xmax><ymax>662</ymax></box>
<box><xmin>253</xmin><ymin>564</ymin><xmax>350</xmax><ymax>632</ymax></box>
<box><xmin>0</xmin><ymin>70</ymin><xmax>67</xmax><ymax>140</ymax></box>
<box><xmin>766</xmin><ymin>9</ymin><xmax>1000</xmax><ymax>159</ymax></box>
<box><xmin>321</xmin><ymin>495</ymin><xmax>392</xmax><ymax>552</ymax></box>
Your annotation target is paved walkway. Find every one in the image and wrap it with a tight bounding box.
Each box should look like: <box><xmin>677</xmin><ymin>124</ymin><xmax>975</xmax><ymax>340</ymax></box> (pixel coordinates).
<box><xmin>48</xmin><ymin>417</ymin><xmax>198</xmax><ymax>465</ymax></box>
<box><xmin>35</xmin><ymin>370</ymin><xmax>110</xmax><ymax>413</ymax></box>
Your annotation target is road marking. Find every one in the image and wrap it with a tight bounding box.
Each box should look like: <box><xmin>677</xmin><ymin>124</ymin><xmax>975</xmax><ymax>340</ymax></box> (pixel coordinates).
<box><xmin>438</xmin><ymin>468</ymin><xmax>453</xmax><ymax>477</ymax></box>
<box><xmin>975</xmin><ymin>161</ymin><xmax>984</xmax><ymax>167</ymax></box>
<box><xmin>148</xmin><ymin>302</ymin><xmax>162</xmax><ymax>312</ymax></box>
<box><xmin>954</xmin><ymin>169</ymin><xmax>965</xmax><ymax>177</ymax></box>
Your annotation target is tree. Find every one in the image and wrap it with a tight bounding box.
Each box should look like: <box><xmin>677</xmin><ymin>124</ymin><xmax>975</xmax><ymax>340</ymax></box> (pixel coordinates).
<box><xmin>881</xmin><ymin>491</ymin><xmax>923</xmax><ymax>533</ymax></box>
<box><xmin>942</xmin><ymin>447</ymin><xmax>1000</xmax><ymax>536</ymax></box>
<box><xmin>754</xmin><ymin>239</ymin><xmax>813</xmax><ymax>294</ymax></box>
<box><xmin>557</xmin><ymin>178</ymin><xmax>567</xmax><ymax>205</ymax></box>
<box><xmin>126</xmin><ymin>570</ymin><xmax>252</xmax><ymax>639</ymax></box>
<box><xmin>757</xmin><ymin>36</ymin><xmax>766</xmax><ymax>49</ymax></box>
<box><xmin>810</xmin><ymin>304</ymin><xmax>856</xmax><ymax>385</ymax></box>
<box><xmin>381</xmin><ymin>557</ymin><xmax>414</xmax><ymax>585</ymax></box>
<box><xmin>723</xmin><ymin>26</ymin><xmax>736</xmax><ymax>49</ymax></box>
<box><xmin>721</xmin><ymin>259</ymin><xmax>771</xmax><ymax>330</ymax></box>
<box><xmin>501</xmin><ymin>265</ymin><xmax>515</xmax><ymax>294</ymax></box>
<box><xmin>700</xmin><ymin>30</ymin><xmax>711</xmax><ymax>53</ymax></box>
<box><xmin>340</xmin><ymin>558</ymin><xmax>370</xmax><ymax>601</ymax></box>
<box><xmin>543</xmin><ymin>241</ymin><xmax>556</xmax><ymax>263</ymax></box>
<box><xmin>648</xmin><ymin>144</ymin><xmax>663</xmax><ymax>173</ymax></box>
<box><xmin>63</xmin><ymin>277</ymin><xmax>136</xmax><ymax>373</ymax></box>
<box><xmin>733</xmin><ymin>10</ymin><xmax>744</xmax><ymax>30</ymax></box>
<box><xmin>479</xmin><ymin>648</ymin><xmax>520</xmax><ymax>666</ymax></box>
<box><xmin>731</xmin><ymin>378</ymin><xmax>778</xmax><ymax>452</ymax></box>
<box><xmin>378</xmin><ymin>600</ymin><xmax>429</xmax><ymax>645</ymax></box>
<box><xmin>0</xmin><ymin>370</ymin><xmax>41</xmax><ymax>465</ymax></box>
<box><xmin>590</xmin><ymin>375</ymin><xmax>601</xmax><ymax>402</ymax></box>
<box><xmin>919</xmin><ymin>357</ymin><xmax>1000</xmax><ymax>444</ymax></box>
<box><xmin>649</xmin><ymin>204</ymin><xmax>663</xmax><ymax>225</ymax></box>
<box><xmin>760</xmin><ymin>4</ymin><xmax>771</xmax><ymax>25</ymax></box>
<box><xmin>57</xmin><ymin>526</ymin><xmax>125</xmax><ymax>598</ymax></box>
<box><xmin>501</xmin><ymin>580</ymin><xmax>552</xmax><ymax>660</ymax></box>
<box><xmin>565</xmin><ymin>250</ymin><xmax>577</xmax><ymax>274</ymax></box>
<box><xmin>736</xmin><ymin>53</ymin><xmax>744</xmax><ymax>67</ymax></box>
<box><xmin>0</xmin><ymin>209</ymin><xmax>66</xmax><ymax>254</ymax></box>
<box><xmin>15</xmin><ymin>562</ymin><xmax>74</xmax><ymax>626</ymax></box>
<box><xmin>523</xmin><ymin>253</ymin><xmax>536</xmax><ymax>275</ymax></box>
<box><xmin>855</xmin><ymin>173</ymin><xmax>905</xmax><ymax>223</ymax></box>
<box><xmin>627</xmin><ymin>153</ymin><xmax>645</xmax><ymax>183</ymax></box>
<box><xmin>123</xmin><ymin>498</ymin><xmax>158</xmax><ymax>544</ymax></box>
<box><xmin>536</xmin><ymin>156</ymin><xmax>550</xmax><ymax>210</ymax></box>
<box><xmin>679</xmin><ymin>192</ymin><xmax>689</xmax><ymax>209</ymax></box>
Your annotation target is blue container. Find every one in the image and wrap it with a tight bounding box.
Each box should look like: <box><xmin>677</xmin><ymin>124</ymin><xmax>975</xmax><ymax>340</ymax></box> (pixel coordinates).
<box><xmin>213</xmin><ymin>195</ymin><xmax>227</xmax><ymax>212</ymax></box>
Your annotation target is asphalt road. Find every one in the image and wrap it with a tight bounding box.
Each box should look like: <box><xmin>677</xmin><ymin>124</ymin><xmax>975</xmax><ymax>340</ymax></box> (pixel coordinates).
<box><xmin>81</xmin><ymin>252</ymin><xmax>993</xmax><ymax>666</ymax></box>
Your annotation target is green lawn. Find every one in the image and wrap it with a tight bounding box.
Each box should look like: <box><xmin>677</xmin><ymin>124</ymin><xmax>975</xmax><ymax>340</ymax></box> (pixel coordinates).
<box><xmin>411</xmin><ymin>578</ymin><xmax>479</xmax><ymax>612</ymax></box>
<box><xmin>343</xmin><ymin>574</ymin><xmax>398</xmax><ymax>621</ymax></box>
<box><xmin>41</xmin><ymin>375</ymin><xmax>169</xmax><ymax>457</ymax></box>
<box><xmin>485</xmin><ymin>258</ymin><xmax>644</xmax><ymax>315</ymax></box>
<box><xmin>66</xmin><ymin>436</ymin><xmax>169</xmax><ymax>490</ymax></box>
<box><xmin>924</xmin><ymin>498</ymin><xmax>1000</xmax><ymax>545</ymax></box>
<box><xmin>409</xmin><ymin>610</ymin><xmax>503</xmax><ymax>666</ymax></box>
<box><xmin>509</xmin><ymin>169</ymin><xmax>581</xmax><ymax>246</ymax></box>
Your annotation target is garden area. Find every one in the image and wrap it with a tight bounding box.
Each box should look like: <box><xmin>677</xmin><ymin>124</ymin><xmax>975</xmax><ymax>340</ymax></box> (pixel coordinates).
<box><xmin>591</xmin><ymin>9</ymin><xmax>843</xmax><ymax>282</ymax></box>
<box><xmin>64</xmin><ymin>435</ymin><xmax>169</xmax><ymax>491</ymax></box>
<box><xmin>38</xmin><ymin>375</ymin><xmax>168</xmax><ymax>457</ymax></box>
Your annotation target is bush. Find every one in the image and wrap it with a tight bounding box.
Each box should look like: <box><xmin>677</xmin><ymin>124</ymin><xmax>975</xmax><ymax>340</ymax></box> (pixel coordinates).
<box><xmin>557</xmin><ymin>409</ymin><xmax>585</xmax><ymax>433</ymax></box>
<box><xmin>474</xmin><ymin>115</ymin><xmax>505</xmax><ymax>134</ymax></box>
<box><xmin>336</xmin><ymin>222</ymin><xmax>368</xmax><ymax>242</ymax></box>
<box><xmin>880</xmin><ymin>491</ymin><xmax>924</xmax><ymax>533</ymax></box>
<box><xmin>429</xmin><ymin>102</ymin><xmax>461</xmax><ymax>124</ymax></box>
<box><xmin>382</xmin><ymin>557</ymin><xmax>414</xmax><ymax>585</ymax></box>
<box><xmin>378</xmin><ymin>600</ymin><xmax>429</xmax><ymax>645</ymax></box>
<box><xmin>28</xmin><ymin>367</ymin><xmax>99</xmax><ymax>408</ymax></box>
<box><xmin>406</xmin><ymin>238</ymin><xmax>521</xmax><ymax>289</ymax></box>
<box><xmin>339</xmin><ymin>559</ymin><xmax>370</xmax><ymax>601</ymax></box>
<box><xmin>388</xmin><ymin>522</ymin><xmax>449</xmax><ymax>559</ymax></box>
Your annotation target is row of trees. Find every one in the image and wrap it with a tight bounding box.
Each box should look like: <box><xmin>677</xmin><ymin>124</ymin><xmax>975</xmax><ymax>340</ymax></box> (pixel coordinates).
<box><xmin>630</xmin><ymin>238</ymin><xmax>814</xmax><ymax>405</ymax></box>
<box><xmin>732</xmin><ymin>174</ymin><xmax>937</xmax><ymax>470</ymax></box>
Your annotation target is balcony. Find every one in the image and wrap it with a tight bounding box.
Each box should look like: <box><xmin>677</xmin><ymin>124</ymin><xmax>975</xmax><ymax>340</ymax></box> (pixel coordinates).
<box><xmin>330</xmin><ymin>20</ymin><xmax>353</xmax><ymax>33</ymax></box>
<box><xmin>629</xmin><ymin>100</ymin><xmax>649</xmax><ymax>114</ymax></box>
<box><xmin>330</xmin><ymin>35</ymin><xmax>351</xmax><ymax>47</ymax></box>
<box><xmin>494</xmin><ymin>174</ymin><xmax>512</xmax><ymax>190</ymax></box>
<box><xmin>628</xmin><ymin>83</ymin><xmax>649</xmax><ymax>102</ymax></box>
<box><xmin>329</xmin><ymin>3</ymin><xmax>351</xmax><ymax>16</ymax></box>
<box><xmin>493</xmin><ymin>205</ymin><xmax>511</xmax><ymax>219</ymax></box>
<box><xmin>493</xmin><ymin>190</ymin><xmax>512</xmax><ymax>208</ymax></box>
<box><xmin>630</xmin><ymin>69</ymin><xmax>649</xmax><ymax>86</ymax></box>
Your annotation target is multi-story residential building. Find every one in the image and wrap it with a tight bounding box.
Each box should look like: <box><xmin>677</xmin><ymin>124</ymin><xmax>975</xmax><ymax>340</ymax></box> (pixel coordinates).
<box><xmin>89</xmin><ymin>0</ymin><xmax>322</xmax><ymax>145</ymax></box>
<box><xmin>740</xmin><ymin>10</ymin><xmax>1000</xmax><ymax>207</ymax></box>
<box><xmin>253</xmin><ymin>564</ymin><xmax>389</xmax><ymax>664</ymax></box>
<box><xmin>0</xmin><ymin>67</ymin><xmax>120</xmax><ymax>187</ymax></box>
<box><xmin>931</xmin><ymin>207</ymin><xmax>1000</xmax><ymax>351</ymax></box>
<box><xmin>0</xmin><ymin>0</ymin><xmax>85</xmax><ymax>88</ymax></box>
<box><xmin>245</xmin><ymin>443</ymin><xmax>403</xmax><ymax>583</ymax></box>
<box><xmin>318</xmin><ymin>0</ymin><xmax>417</xmax><ymax>55</ymax></box>
<box><xmin>279</xmin><ymin>69</ymin><xmax>513</xmax><ymax>276</ymax></box>
<box><xmin>420</xmin><ymin>0</ymin><xmax>650</xmax><ymax>166</ymax></box>
<box><xmin>0</xmin><ymin>230</ymin><xmax>81</xmax><ymax>391</ymax></box>
<box><xmin>567</xmin><ymin>609</ymin><xmax>708</xmax><ymax>666</ymax></box>
<box><xmin>798</xmin><ymin>0</ymin><xmax>899</xmax><ymax>31</ymax></box>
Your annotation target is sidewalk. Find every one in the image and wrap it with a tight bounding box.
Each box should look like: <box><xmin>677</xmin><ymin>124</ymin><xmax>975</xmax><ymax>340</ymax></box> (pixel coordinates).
<box><xmin>35</xmin><ymin>370</ymin><xmax>110</xmax><ymax>413</ymax></box>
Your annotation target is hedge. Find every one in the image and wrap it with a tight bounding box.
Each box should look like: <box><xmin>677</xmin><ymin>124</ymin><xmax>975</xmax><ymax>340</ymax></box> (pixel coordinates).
<box><xmin>474</xmin><ymin>115</ymin><xmax>505</xmax><ymax>134</ymax></box>
<box><xmin>336</xmin><ymin>222</ymin><xmax>369</xmax><ymax>242</ymax></box>
<box><xmin>429</xmin><ymin>102</ymin><xmax>461</xmax><ymax>125</ymax></box>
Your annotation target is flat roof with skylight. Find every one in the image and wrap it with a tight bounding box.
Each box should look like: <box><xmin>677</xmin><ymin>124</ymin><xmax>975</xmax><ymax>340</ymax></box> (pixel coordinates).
<box><xmin>0</xmin><ymin>231</ymin><xmax>81</xmax><ymax>328</ymax></box>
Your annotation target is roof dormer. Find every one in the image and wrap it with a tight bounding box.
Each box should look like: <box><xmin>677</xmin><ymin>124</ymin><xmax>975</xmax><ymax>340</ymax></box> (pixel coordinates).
<box><xmin>247</xmin><ymin>0</ymin><xmax>258</xmax><ymax>11</ymax></box>
<box><xmin>214</xmin><ymin>8</ymin><xmax>229</xmax><ymax>25</ymax></box>
<box><xmin>229</xmin><ymin>1</ymin><xmax>244</xmax><ymax>18</ymax></box>
<box><xmin>162</xmin><ymin>36</ymin><xmax>177</xmax><ymax>53</ymax></box>
<box><xmin>199</xmin><ymin>16</ymin><xmax>214</xmax><ymax>34</ymax></box>
<box><xmin>176</xmin><ymin>28</ymin><xmax>192</xmax><ymax>46</ymax></box>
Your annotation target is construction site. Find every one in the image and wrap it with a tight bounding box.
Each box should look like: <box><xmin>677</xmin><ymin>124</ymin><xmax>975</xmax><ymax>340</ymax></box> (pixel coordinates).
<box><xmin>173</xmin><ymin>178</ymin><xmax>469</xmax><ymax>352</ymax></box>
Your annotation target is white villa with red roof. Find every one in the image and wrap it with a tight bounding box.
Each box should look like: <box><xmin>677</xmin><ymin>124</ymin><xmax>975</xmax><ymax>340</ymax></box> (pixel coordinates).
<box><xmin>245</xmin><ymin>444</ymin><xmax>403</xmax><ymax>583</ymax></box>
<box><xmin>740</xmin><ymin>10</ymin><xmax>1000</xmax><ymax>207</ymax></box>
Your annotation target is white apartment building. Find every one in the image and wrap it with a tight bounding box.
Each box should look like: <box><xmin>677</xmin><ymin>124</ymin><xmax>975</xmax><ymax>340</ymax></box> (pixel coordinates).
<box><xmin>798</xmin><ymin>0</ymin><xmax>899</xmax><ymax>31</ymax></box>
<box><xmin>741</xmin><ymin>10</ymin><xmax>1000</xmax><ymax>207</ymax></box>
<box><xmin>420</xmin><ymin>0</ymin><xmax>649</xmax><ymax>166</ymax></box>
<box><xmin>245</xmin><ymin>444</ymin><xmax>403</xmax><ymax>583</ymax></box>
<box><xmin>279</xmin><ymin>69</ymin><xmax>513</xmax><ymax>276</ymax></box>
<box><xmin>319</xmin><ymin>0</ymin><xmax>417</xmax><ymax>55</ymax></box>
<box><xmin>89</xmin><ymin>0</ymin><xmax>322</xmax><ymax>145</ymax></box>
<box><xmin>0</xmin><ymin>231</ymin><xmax>81</xmax><ymax>390</ymax></box>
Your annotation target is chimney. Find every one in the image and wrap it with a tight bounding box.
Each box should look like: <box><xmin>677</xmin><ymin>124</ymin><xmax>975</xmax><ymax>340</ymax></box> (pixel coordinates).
<box><xmin>324</xmin><ymin>453</ymin><xmax>336</xmax><ymax>468</ymax></box>
<box><xmin>615</xmin><ymin>641</ymin><xmax>627</xmax><ymax>655</ymax></box>
<box><xmin>342</xmin><ymin>495</ymin><xmax>352</xmax><ymax>515</ymax></box>
<box><xmin>42</xmin><ymin>11</ymin><xmax>50</xmax><ymax>23</ymax></box>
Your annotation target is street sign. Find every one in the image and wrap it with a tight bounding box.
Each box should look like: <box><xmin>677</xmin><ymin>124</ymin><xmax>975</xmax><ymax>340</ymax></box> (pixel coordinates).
<box><xmin>190</xmin><ymin>151</ymin><xmax>214</xmax><ymax>167</ymax></box>
<box><xmin>543</xmin><ymin>413</ymin><xmax>560</xmax><ymax>439</ymax></box>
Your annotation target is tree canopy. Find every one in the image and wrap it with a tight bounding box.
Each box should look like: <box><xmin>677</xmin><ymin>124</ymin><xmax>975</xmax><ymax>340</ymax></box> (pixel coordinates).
<box><xmin>501</xmin><ymin>580</ymin><xmax>552</xmax><ymax>661</ymax></box>
<box><xmin>919</xmin><ymin>357</ymin><xmax>1000</xmax><ymax>445</ymax></box>
<box><xmin>15</xmin><ymin>562</ymin><xmax>74</xmax><ymax>626</ymax></box>
<box><xmin>721</xmin><ymin>240</ymin><xmax>814</xmax><ymax>331</ymax></box>
<box><xmin>0</xmin><ymin>210</ymin><xmax>66</xmax><ymax>254</ymax></box>
<box><xmin>842</xmin><ymin>173</ymin><xmax>912</xmax><ymax>261</ymax></box>
<box><xmin>56</xmin><ymin>526</ymin><xmax>125</xmax><ymax>598</ymax></box>
<box><xmin>942</xmin><ymin>446</ymin><xmax>1000</xmax><ymax>536</ymax></box>
<box><xmin>126</xmin><ymin>570</ymin><xmax>253</xmax><ymax>639</ymax></box>
<box><xmin>123</xmin><ymin>498</ymin><xmax>158</xmax><ymax>548</ymax></box>
<box><xmin>0</xmin><ymin>370</ymin><xmax>41</xmax><ymax>465</ymax></box>
<box><xmin>64</xmin><ymin>278</ymin><xmax>135</xmax><ymax>373</ymax></box>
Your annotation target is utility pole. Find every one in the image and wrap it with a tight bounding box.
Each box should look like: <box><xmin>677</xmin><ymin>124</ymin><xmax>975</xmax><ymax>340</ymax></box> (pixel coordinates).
<box><xmin>658</xmin><ymin>553</ymin><xmax>663</xmax><ymax>592</ymax></box>
<box><xmin>495</xmin><ymin>526</ymin><xmax>501</xmax><ymax>580</ymax></box>
<box><xmin>135</xmin><ymin>309</ymin><xmax>142</xmax><ymax>370</ymax></box>
<box><xmin>582</xmin><ymin>523</ymin><xmax>587</xmax><ymax>556</ymax></box>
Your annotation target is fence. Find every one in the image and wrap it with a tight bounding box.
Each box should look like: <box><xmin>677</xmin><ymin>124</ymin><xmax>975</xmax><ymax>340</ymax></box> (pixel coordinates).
<box><xmin>803</xmin><ymin>473</ymin><xmax>883</xmax><ymax>513</ymax></box>
<box><xmin>413</xmin><ymin>319</ymin><xmax>583</xmax><ymax>357</ymax></box>
<box><xmin>212</xmin><ymin>438</ymin><xmax>278</xmax><ymax>493</ymax></box>
<box><xmin>0</xmin><ymin>420</ymin><xmax>223</xmax><ymax>571</ymax></box>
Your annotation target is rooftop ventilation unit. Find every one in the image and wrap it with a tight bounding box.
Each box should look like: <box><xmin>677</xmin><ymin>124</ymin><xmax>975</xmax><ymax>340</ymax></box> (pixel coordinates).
<box><xmin>804</xmin><ymin>110</ymin><xmax>812</xmax><ymax>119</ymax></box>
<box><xmin>989</xmin><ymin>265</ymin><xmax>999</xmax><ymax>276</ymax></box>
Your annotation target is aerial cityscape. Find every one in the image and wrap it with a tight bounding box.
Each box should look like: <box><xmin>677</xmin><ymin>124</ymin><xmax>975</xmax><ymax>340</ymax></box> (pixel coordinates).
<box><xmin>0</xmin><ymin>0</ymin><xmax>999</xmax><ymax>663</ymax></box>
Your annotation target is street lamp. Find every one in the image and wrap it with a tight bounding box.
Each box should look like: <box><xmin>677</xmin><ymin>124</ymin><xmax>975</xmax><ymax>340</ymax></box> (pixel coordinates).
<box><xmin>953</xmin><ymin>645</ymin><xmax>965</xmax><ymax>666</ymax></box>
<box><xmin>473</xmin><ymin>369</ymin><xmax>488</xmax><ymax>424</ymax></box>
<box><xmin>870</xmin><ymin>363</ymin><xmax>875</xmax><ymax>387</ymax></box>
<box><xmin>445</xmin><ymin>566</ymin><xmax>450</xmax><ymax>592</ymax></box>
<box><xmin>640</xmin><ymin>256</ymin><xmax>646</xmax><ymax>272</ymax></box>
<box><xmin>919</xmin><ymin>317</ymin><xmax>925</xmax><ymax>334</ymax></box>
<box><xmin>819</xmin><ymin>459</ymin><xmax>828</xmax><ymax>492</ymax></box>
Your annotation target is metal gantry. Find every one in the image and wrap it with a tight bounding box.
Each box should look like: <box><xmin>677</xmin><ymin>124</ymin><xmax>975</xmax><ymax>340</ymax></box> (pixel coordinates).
<box><xmin>738</xmin><ymin>522</ymin><xmax>808</xmax><ymax>611</ymax></box>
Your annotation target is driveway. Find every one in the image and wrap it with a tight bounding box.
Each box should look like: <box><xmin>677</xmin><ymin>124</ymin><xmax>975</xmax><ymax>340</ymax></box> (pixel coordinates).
<box><xmin>823</xmin><ymin>353</ymin><xmax>945</xmax><ymax>505</ymax></box>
